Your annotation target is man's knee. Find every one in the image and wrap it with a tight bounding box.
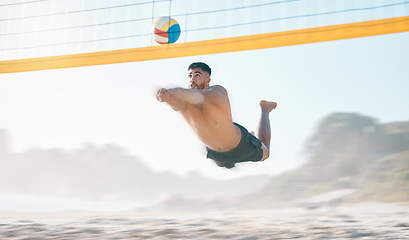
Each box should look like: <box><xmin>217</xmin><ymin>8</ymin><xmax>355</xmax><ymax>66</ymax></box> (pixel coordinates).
<box><xmin>260</xmin><ymin>144</ymin><xmax>269</xmax><ymax>161</ymax></box>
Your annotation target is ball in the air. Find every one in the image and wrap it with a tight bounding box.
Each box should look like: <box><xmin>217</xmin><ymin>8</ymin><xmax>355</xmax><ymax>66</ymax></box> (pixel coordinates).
<box><xmin>152</xmin><ymin>17</ymin><xmax>181</xmax><ymax>44</ymax></box>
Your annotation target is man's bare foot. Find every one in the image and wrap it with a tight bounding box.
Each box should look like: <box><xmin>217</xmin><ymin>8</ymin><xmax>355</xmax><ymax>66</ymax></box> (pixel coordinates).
<box><xmin>260</xmin><ymin>100</ymin><xmax>277</xmax><ymax>113</ymax></box>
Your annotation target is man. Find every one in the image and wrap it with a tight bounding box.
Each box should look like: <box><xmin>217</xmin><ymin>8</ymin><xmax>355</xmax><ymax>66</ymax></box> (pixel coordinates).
<box><xmin>156</xmin><ymin>62</ymin><xmax>277</xmax><ymax>168</ymax></box>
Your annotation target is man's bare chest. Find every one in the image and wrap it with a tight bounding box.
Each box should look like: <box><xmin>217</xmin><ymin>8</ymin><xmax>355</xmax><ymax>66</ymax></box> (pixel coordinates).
<box><xmin>182</xmin><ymin>105</ymin><xmax>229</xmax><ymax>129</ymax></box>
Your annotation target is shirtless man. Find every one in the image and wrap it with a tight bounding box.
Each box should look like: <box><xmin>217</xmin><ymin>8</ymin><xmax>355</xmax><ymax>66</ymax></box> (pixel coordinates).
<box><xmin>156</xmin><ymin>62</ymin><xmax>277</xmax><ymax>168</ymax></box>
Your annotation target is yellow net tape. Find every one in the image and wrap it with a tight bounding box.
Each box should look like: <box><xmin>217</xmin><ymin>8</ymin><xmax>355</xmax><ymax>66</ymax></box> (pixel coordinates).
<box><xmin>1</xmin><ymin>16</ymin><xmax>408</xmax><ymax>74</ymax></box>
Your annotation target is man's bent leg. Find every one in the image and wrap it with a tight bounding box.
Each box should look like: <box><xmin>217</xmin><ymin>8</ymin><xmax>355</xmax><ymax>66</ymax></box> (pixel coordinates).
<box><xmin>256</xmin><ymin>100</ymin><xmax>277</xmax><ymax>161</ymax></box>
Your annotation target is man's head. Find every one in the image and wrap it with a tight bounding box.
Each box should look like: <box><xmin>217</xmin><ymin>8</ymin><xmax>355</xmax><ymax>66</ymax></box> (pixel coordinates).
<box><xmin>188</xmin><ymin>62</ymin><xmax>211</xmax><ymax>90</ymax></box>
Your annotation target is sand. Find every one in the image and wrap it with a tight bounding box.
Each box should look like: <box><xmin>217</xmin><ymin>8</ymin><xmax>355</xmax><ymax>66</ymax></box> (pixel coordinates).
<box><xmin>1</xmin><ymin>203</ymin><xmax>408</xmax><ymax>239</ymax></box>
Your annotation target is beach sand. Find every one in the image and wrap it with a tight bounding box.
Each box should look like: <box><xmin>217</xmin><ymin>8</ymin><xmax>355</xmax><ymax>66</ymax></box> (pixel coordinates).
<box><xmin>1</xmin><ymin>203</ymin><xmax>408</xmax><ymax>239</ymax></box>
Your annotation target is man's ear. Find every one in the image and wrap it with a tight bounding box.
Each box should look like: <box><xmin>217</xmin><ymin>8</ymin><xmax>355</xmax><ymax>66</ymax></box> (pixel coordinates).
<box><xmin>206</xmin><ymin>77</ymin><xmax>211</xmax><ymax>84</ymax></box>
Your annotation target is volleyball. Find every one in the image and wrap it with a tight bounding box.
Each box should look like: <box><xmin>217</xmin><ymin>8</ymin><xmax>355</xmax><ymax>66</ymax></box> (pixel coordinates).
<box><xmin>152</xmin><ymin>17</ymin><xmax>181</xmax><ymax>44</ymax></box>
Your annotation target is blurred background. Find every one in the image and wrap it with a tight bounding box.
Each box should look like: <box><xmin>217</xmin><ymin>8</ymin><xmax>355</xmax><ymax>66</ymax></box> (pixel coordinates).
<box><xmin>0</xmin><ymin>0</ymin><xmax>408</xmax><ymax>212</ymax></box>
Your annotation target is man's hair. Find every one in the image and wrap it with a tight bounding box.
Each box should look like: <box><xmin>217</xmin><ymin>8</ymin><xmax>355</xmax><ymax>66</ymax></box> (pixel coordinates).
<box><xmin>188</xmin><ymin>62</ymin><xmax>211</xmax><ymax>77</ymax></box>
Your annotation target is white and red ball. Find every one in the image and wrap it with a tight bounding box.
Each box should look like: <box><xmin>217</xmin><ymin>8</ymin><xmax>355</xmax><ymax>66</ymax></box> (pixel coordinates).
<box><xmin>152</xmin><ymin>17</ymin><xmax>181</xmax><ymax>44</ymax></box>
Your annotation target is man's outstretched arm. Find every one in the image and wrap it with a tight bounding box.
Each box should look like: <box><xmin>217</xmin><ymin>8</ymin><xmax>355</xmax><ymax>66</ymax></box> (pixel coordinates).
<box><xmin>156</xmin><ymin>88</ymin><xmax>188</xmax><ymax>111</ymax></box>
<box><xmin>156</xmin><ymin>86</ymin><xmax>227</xmax><ymax>111</ymax></box>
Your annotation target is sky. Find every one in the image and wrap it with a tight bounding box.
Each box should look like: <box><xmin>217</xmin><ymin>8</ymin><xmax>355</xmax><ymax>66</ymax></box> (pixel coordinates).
<box><xmin>0</xmin><ymin>0</ymin><xmax>408</xmax><ymax>180</ymax></box>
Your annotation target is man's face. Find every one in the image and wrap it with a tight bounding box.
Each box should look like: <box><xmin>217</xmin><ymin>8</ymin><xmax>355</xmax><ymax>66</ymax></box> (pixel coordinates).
<box><xmin>188</xmin><ymin>68</ymin><xmax>209</xmax><ymax>90</ymax></box>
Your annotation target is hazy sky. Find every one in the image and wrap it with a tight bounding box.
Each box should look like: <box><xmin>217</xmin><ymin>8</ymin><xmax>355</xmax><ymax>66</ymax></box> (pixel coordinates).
<box><xmin>1</xmin><ymin>1</ymin><xmax>408</xmax><ymax>179</ymax></box>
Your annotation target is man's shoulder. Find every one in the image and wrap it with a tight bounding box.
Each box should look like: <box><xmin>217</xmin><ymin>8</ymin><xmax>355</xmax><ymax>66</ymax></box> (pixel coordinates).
<box><xmin>204</xmin><ymin>85</ymin><xmax>230</xmax><ymax>106</ymax></box>
<box><xmin>209</xmin><ymin>85</ymin><xmax>227</xmax><ymax>94</ymax></box>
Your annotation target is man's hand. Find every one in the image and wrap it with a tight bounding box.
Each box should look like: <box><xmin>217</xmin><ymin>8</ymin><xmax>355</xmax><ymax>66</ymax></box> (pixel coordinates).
<box><xmin>156</xmin><ymin>88</ymin><xmax>170</xmax><ymax>102</ymax></box>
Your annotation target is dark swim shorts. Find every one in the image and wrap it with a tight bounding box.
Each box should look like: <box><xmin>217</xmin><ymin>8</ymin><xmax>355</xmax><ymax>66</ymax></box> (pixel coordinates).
<box><xmin>206</xmin><ymin>123</ymin><xmax>263</xmax><ymax>169</ymax></box>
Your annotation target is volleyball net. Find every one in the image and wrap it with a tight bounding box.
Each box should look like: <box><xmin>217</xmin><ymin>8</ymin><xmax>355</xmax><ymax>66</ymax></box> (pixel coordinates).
<box><xmin>1</xmin><ymin>0</ymin><xmax>408</xmax><ymax>73</ymax></box>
